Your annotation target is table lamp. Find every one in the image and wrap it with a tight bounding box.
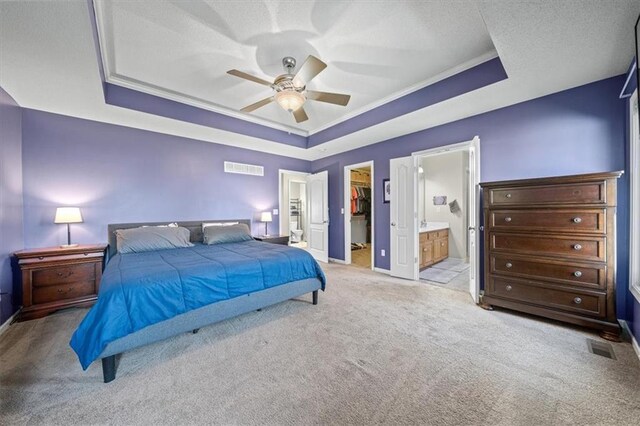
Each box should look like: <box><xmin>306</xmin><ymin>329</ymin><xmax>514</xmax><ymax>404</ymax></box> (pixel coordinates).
<box><xmin>260</xmin><ymin>211</ymin><xmax>272</xmax><ymax>236</ymax></box>
<box><xmin>54</xmin><ymin>207</ymin><xmax>83</xmax><ymax>248</ymax></box>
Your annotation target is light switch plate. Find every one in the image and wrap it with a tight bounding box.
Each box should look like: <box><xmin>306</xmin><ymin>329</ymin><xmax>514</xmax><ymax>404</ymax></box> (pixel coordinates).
<box><xmin>341</xmin><ymin>208</ymin><xmax>344</xmax><ymax>214</ymax></box>
<box><xmin>273</xmin><ymin>209</ymin><xmax>278</xmax><ymax>215</ymax></box>
<box><xmin>381</xmin><ymin>249</ymin><xmax>386</xmax><ymax>257</ymax></box>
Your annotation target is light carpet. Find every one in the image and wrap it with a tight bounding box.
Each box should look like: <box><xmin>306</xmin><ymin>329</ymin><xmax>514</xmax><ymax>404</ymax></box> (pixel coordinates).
<box><xmin>1</xmin><ymin>263</ymin><xmax>640</xmax><ymax>425</ymax></box>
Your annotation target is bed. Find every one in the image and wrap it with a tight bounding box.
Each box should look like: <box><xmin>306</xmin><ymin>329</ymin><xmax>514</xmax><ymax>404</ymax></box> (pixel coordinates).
<box><xmin>69</xmin><ymin>219</ymin><xmax>326</xmax><ymax>383</ymax></box>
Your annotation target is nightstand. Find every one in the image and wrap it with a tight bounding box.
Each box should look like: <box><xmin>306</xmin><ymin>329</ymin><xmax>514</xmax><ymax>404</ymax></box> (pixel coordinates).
<box><xmin>15</xmin><ymin>244</ymin><xmax>107</xmax><ymax>321</ymax></box>
<box><xmin>253</xmin><ymin>235</ymin><xmax>290</xmax><ymax>245</ymax></box>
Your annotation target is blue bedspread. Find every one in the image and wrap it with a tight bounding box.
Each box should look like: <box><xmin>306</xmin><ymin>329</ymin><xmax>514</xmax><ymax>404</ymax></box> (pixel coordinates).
<box><xmin>70</xmin><ymin>241</ymin><xmax>326</xmax><ymax>369</ymax></box>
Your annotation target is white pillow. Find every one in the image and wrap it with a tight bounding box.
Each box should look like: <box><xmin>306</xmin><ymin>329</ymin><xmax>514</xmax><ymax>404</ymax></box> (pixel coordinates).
<box><xmin>202</xmin><ymin>222</ymin><xmax>239</xmax><ymax>231</ymax></box>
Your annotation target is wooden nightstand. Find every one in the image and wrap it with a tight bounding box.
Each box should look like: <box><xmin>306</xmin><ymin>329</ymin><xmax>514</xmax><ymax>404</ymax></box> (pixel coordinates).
<box><xmin>253</xmin><ymin>235</ymin><xmax>290</xmax><ymax>245</ymax></box>
<box><xmin>15</xmin><ymin>244</ymin><xmax>107</xmax><ymax>321</ymax></box>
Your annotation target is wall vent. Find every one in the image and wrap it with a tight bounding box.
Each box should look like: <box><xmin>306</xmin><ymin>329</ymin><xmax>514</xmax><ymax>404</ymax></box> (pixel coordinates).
<box><xmin>224</xmin><ymin>161</ymin><xmax>264</xmax><ymax>177</ymax></box>
<box><xmin>586</xmin><ymin>338</ymin><xmax>616</xmax><ymax>360</ymax></box>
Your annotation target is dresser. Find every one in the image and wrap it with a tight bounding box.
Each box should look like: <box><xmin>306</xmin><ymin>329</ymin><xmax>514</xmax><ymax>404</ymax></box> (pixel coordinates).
<box><xmin>15</xmin><ymin>244</ymin><xmax>106</xmax><ymax>321</ymax></box>
<box><xmin>480</xmin><ymin>171</ymin><xmax>623</xmax><ymax>341</ymax></box>
<box><xmin>419</xmin><ymin>229</ymin><xmax>449</xmax><ymax>270</ymax></box>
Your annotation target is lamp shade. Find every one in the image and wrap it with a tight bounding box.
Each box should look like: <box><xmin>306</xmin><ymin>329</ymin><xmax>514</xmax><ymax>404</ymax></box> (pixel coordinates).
<box><xmin>260</xmin><ymin>212</ymin><xmax>273</xmax><ymax>223</ymax></box>
<box><xmin>274</xmin><ymin>90</ymin><xmax>305</xmax><ymax>112</ymax></box>
<box><xmin>54</xmin><ymin>207</ymin><xmax>83</xmax><ymax>224</ymax></box>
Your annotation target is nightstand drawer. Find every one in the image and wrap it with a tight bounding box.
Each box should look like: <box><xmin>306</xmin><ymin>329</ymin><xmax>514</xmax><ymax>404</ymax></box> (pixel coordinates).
<box><xmin>32</xmin><ymin>280</ymin><xmax>96</xmax><ymax>304</ymax></box>
<box><xmin>32</xmin><ymin>263</ymin><xmax>96</xmax><ymax>287</ymax></box>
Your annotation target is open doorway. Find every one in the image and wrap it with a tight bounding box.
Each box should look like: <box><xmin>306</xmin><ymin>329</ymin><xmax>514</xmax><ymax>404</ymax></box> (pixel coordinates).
<box><xmin>279</xmin><ymin>170</ymin><xmax>309</xmax><ymax>247</ymax></box>
<box><xmin>344</xmin><ymin>161</ymin><xmax>374</xmax><ymax>269</ymax></box>
<box><xmin>417</xmin><ymin>151</ymin><xmax>470</xmax><ymax>291</ymax></box>
<box><xmin>389</xmin><ymin>137</ymin><xmax>480</xmax><ymax>303</ymax></box>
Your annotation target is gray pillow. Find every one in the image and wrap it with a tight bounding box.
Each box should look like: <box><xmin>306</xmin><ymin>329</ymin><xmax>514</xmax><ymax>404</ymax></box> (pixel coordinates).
<box><xmin>203</xmin><ymin>223</ymin><xmax>253</xmax><ymax>245</ymax></box>
<box><xmin>116</xmin><ymin>226</ymin><xmax>194</xmax><ymax>254</ymax></box>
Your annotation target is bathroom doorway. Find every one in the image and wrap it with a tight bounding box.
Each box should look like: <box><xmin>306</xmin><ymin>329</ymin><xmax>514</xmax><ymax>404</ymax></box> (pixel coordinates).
<box><xmin>344</xmin><ymin>161</ymin><xmax>374</xmax><ymax>269</ymax></box>
<box><xmin>279</xmin><ymin>170</ymin><xmax>309</xmax><ymax>247</ymax></box>
<box><xmin>288</xmin><ymin>180</ymin><xmax>307</xmax><ymax>248</ymax></box>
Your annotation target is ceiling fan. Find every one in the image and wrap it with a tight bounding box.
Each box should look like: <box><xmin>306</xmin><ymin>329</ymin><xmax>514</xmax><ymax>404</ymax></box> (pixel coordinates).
<box><xmin>227</xmin><ymin>55</ymin><xmax>351</xmax><ymax>123</ymax></box>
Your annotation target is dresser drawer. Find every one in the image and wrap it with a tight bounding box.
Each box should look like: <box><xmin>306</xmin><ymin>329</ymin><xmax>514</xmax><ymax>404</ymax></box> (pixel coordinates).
<box><xmin>490</xmin><ymin>254</ymin><xmax>606</xmax><ymax>289</ymax></box>
<box><xmin>32</xmin><ymin>280</ymin><xmax>96</xmax><ymax>305</ymax></box>
<box><xmin>488</xmin><ymin>181</ymin><xmax>606</xmax><ymax>207</ymax></box>
<box><xmin>489</xmin><ymin>209</ymin><xmax>606</xmax><ymax>234</ymax></box>
<box><xmin>487</xmin><ymin>276</ymin><xmax>605</xmax><ymax>318</ymax></box>
<box><xmin>490</xmin><ymin>233</ymin><xmax>605</xmax><ymax>262</ymax></box>
<box><xmin>32</xmin><ymin>262</ymin><xmax>96</xmax><ymax>287</ymax></box>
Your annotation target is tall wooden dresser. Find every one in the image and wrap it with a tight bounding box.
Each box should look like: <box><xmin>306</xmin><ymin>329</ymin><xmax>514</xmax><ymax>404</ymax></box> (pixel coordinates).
<box><xmin>480</xmin><ymin>171</ymin><xmax>623</xmax><ymax>341</ymax></box>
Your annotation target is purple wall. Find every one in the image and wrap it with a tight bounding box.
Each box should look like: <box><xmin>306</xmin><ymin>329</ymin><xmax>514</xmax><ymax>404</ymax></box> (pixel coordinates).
<box><xmin>21</xmin><ymin>110</ymin><xmax>310</xmax><ymax>249</ymax></box>
<box><xmin>0</xmin><ymin>87</ymin><xmax>24</xmax><ymax>324</ymax></box>
<box><xmin>311</xmin><ymin>75</ymin><xmax>631</xmax><ymax>319</ymax></box>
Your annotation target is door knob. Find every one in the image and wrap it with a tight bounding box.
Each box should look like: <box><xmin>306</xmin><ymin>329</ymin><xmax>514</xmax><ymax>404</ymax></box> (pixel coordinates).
<box><xmin>391</xmin><ymin>222</ymin><xmax>397</xmax><ymax>226</ymax></box>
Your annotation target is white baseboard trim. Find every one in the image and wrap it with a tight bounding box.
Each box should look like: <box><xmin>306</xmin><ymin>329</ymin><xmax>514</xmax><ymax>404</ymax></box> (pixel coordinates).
<box><xmin>0</xmin><ymin>310</ymin><xmax>19</xmax><ymax>338</ymax></box>
<box><xmin>329</xmin><ymin>258</ymin><xmax>346</xmax><ymax>264</ymax></box>
<box><xmin>373</xmin><ymin>267</ymin><xmax>390</xmax><ymax>275</ymax></box>
<box><xmin>632</xmin><ymin>334</ymin><xmax>640</xmax><ymax>363</ymax></box>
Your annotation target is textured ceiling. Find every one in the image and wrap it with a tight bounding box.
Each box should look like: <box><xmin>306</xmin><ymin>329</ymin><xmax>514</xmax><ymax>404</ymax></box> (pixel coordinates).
<box><xmin>1</xmin><ymin>1</ymin><xmax>639</xmax><ymax>161</ymax></box>
<box><xmin>96</xmin><ymin>0</ymin><xmax>497</xmax><ymax>134</ymax></box>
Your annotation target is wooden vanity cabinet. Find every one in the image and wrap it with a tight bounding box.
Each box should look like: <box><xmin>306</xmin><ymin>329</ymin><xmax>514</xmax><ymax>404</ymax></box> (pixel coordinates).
<box><xmin>419</xmin><ymin>229</ymin><xmax>449</xmax><ymax>270</ymax></box>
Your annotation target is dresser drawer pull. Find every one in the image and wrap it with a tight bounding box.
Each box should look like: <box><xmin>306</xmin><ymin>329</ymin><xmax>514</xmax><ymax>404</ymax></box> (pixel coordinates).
<box><xmin>38</xmin><ymin>256</ymin><xmax>44</xmax><ymax>260</ymax></box>
<box><xmin>573</xmin><ymin>271</ymin><xmax>582</xmax><ymax>278</ymax></box>
<box><xmin>505</xmin><ymin>262</ymin><xmax>513</xmax><ymax>268</ymax></box>
<box><xmin>505</xmin><ymin>285</ymin><xmax>512</xmax><ymax>291</ymax></box>
<box><xmin>57</xmin><ymin>287</ymin><xmax>73</xmax><ymax>294</ymax></box>
<box><xmin>504</xmin><ymin>217</ymin><xmax>512</xmax><ymax>222</ymax></box>
<box><xmin>573</xmin><ymin>297</ymin><xmax>582</xmax><ymax>305</ymax></box>
<box><xmin>573</xmin><ymin>244</ymin><xmax>582</xmax><ymax>251</ymax></box>
<box><xmin>505</xmin><ymin>193</ymin><xmax>512</xmax><ymax>199</ymax></box>
<box><xmin>572</xmin><ymin>217</ymin><xmax>582</xmax><ymax>224</ymax></box>
<box><xmin>57</xmin><ymin>271</ymin><xmax>73</xmax><ymax>279</ymax></box>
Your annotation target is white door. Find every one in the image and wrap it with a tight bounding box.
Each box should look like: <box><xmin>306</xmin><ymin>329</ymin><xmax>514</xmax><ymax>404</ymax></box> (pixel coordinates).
<box><xmin>468</xmin><ymin>138</ymin><xmax>481</xmax><ymax>302</ymax></box>
<box><xmin>390</xmin><ymin>156</ymin><xmax>416</xmax><ymax>279</ymax></box>
<box><xmin>306</xmin><ymin>171</ymin><xmax>329</xmax><ymax>263</ymax></box>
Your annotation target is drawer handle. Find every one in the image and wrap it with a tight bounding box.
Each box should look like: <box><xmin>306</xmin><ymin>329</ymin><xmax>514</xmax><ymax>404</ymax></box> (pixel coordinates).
<box><xmin>573</xmin><ymin>271</ymin><xmax>582</xmax><ymax>278</ymax></box>
<box><xmin>572</xmin><ymin>217</ymin><xmax>582</xmax><ymax>224</ymax></box>
<box><xmin>505</xmin><ymin>262</ymin><xmax>513</xmax><ymax>268</ymax></box>
<box><xmin>504</xmin><ymin>217</ymin><xmax>512</xmax><ymax>223</ymax></box>
<box><xmin>38</xmin><ymin>256</ymin><xmax>44</xmax><ymax>260</ymax></box>
<box><xmin>57</xmin><ymin>287</ymin><xmax>73</xmax><ymax>293</ymax></box>
<box><xmin>505</xmin><ymin>285</ymin><xmax>513</xmax><ymax>291</ymax></box>
<box><xmin>573</xmin><ymin>244</ymin><xmax>582</xmax><ymax>251</ymax></box>
<box><xmin>57</xmin><ymin>271</ymin><xmax>73</xmax><ymax>278</ymax></box>
<box><xmin>573</xmin><ymin>297</ymin><xmax>582</xmax><ymax>305</ymax></box>
<box><xmin>505</xmin><ymin>193</ymin><xmax>512</xmax><ymax>199</ymax></box>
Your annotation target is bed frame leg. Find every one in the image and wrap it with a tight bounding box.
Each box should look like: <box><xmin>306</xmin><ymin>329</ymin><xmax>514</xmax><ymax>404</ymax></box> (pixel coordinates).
<box><xmin>102</xmin><ymin>355</ymin><xmax>116</xmax><ymax>383</ymax></box>
<box><xmin>312</xmin><ymin>290</ymin><xmax>318</xmax><ymax>305</ymax></box>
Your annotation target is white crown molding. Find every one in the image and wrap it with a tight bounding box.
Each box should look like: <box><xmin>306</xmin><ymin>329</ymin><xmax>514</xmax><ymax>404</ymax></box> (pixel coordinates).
<box><xmin>308</xmin><ymin>50</ymin><xmax>499</xmax><ymax>136</ymax></box>
<box><xmin>93</xmin><ymin>0</ymin><xmax>308</xmax><ymax>138</ymax></box>
<box><xmin>92</xmin><ymin>1</ymin><xmax>499</xmax><ymax>142</ymax></box>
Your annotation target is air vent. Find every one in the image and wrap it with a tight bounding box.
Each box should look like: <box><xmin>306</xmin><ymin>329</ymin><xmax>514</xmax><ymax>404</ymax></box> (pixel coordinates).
<box><xmin>586</xmin><ymin>339</ymin><xmax>616</xmax><ymax>360</ymax></box>
<box><xmin>224</xmin><ymin>161</ymin><xmax>264</xmax><ymax>176</ymax></box>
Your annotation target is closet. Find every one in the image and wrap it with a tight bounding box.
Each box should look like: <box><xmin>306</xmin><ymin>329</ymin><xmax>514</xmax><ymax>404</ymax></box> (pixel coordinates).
<box><xmin>350</xmin><ymin>168</ymin><xmax>371</xmax><ymax>252</ymax></box>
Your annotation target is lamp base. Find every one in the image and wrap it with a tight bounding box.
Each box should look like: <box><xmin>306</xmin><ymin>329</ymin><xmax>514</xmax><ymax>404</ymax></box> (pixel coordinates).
<box><xmin>60</xmin><ymin>243</ymin><xmax>79</xmax><ymax>248</ymax></box>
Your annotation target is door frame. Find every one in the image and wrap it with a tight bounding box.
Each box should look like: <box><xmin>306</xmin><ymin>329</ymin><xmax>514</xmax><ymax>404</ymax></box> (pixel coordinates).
<box><xmin>343</xmin><ymin>161</ymin><xmax>375</xmax><ymax>270</ymax></box>
<box><xmin>278</xmin><ymin>169</ymin><xmax>310</xmax><ymax>239</ymax></box>
<box><xmin>411</xmin><ymin>136</ymin><xmax>481</xmax><ymax>302</ymax></box>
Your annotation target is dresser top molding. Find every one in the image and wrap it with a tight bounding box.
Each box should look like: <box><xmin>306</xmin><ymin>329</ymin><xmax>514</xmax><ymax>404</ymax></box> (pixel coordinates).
<box><xmin>480</xmin><ymin>171</ymin><xmax>623</xmax><ymax>189</ymax></box>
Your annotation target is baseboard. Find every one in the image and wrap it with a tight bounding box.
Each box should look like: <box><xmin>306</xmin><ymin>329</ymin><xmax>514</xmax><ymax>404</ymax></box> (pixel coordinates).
<box><xmin>632</xmin><ymin>333</ymin><xmax>640</xmax><ymax>363</ymax></box>
<box><xmin>373</xmin><ymin>267</ymin><xmax>390</xmax><ymax>275</ymax></box>
<box><xmin>0</xmin><ymin>310</ymin><xmax>20</xmax><ymax>338</ymax></box>
<box><xmin>329</xmin><ymin>258</ymin><xmax>346</xmax><ymax>264</ymax></box>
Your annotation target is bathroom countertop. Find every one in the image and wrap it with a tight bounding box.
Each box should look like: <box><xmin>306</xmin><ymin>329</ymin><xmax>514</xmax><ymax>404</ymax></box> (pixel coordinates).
<box><xmin>419</xmin><ymin>222</ymin><xmax>450</xmax><ymax>233</ymax></box>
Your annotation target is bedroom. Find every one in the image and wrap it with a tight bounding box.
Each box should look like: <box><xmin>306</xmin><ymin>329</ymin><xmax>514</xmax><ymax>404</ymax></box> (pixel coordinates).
<box><xmin>1</xmin><ymin>0</ymin><xmax>640</xmax><ymax>424</ymax></box>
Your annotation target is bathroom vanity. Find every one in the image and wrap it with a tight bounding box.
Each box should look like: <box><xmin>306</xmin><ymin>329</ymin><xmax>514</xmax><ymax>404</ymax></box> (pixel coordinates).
<box><xmin>419</xmin><ymin>223</ymin><xmax>449</xmax><ymax>270</ymax></box>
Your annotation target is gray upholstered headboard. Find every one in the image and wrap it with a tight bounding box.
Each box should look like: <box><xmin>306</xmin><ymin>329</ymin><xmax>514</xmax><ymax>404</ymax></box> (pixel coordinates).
<box><xmin>107</xmin><ymin>219</ymin><xmax>251</xmax><ymax>258</ymax></box>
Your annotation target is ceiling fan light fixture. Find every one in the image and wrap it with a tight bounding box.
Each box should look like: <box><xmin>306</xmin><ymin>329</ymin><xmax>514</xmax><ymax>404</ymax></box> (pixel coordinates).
<box><xmin>274</xmin><ymin>90</ymin><xmax>305</xmax><ymax>112</ymax></box>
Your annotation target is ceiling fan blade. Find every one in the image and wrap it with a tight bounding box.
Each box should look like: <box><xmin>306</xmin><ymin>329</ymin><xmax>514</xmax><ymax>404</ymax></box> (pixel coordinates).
<box><xmin>227</xmin><ymin>69</ymin><xmax>274</xmax><ymax>87</ymax></box>
<box><xmin>240</xmin><ymin>97</ymin><xmax>273</xmax><ymax>113</ymax></box>
<box><xmin>292</xmin><ymin>106</ymin><xmax>309</xmax><ymax>123</ymax></box>
<box><xmin>306</xmin><ymin>90</ymin><xmax>351</xmax><ymax>106</ymax></box>
<box><xmin>292</xmin><ymin>55</ymin><xmax>327</xmax><ymax>88</ymax></box>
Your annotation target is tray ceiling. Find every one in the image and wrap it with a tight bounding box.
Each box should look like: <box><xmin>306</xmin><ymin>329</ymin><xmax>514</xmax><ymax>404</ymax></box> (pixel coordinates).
<box><xmin>94</xmin><ymin>0</ymin><xmax>497</xmax><ymax>134</ymax></box>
